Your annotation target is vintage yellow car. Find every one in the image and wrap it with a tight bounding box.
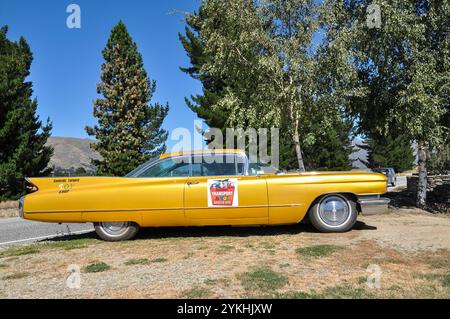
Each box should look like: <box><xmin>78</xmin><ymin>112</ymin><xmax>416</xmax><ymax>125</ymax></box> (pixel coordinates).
<box><xmin>19</xmin><ymin>149</ymin><xmax>390</xmax><ymax>241</ymax></box>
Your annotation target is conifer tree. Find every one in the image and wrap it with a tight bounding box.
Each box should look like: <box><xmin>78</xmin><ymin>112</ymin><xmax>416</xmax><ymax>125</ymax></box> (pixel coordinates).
<box><xmin>358</xmin><ymin>134</ymin><xmax>415</xmax><ymax>173</ymax></box>
<box><xmin>0</xmin><ymin>26</ymin><xmax>53</xmax><ymax>200</ymax></box>
<box><xmin>86</xmin><ymin>21</ymin><xmax>169</xmax><ymax>176</ymax></box>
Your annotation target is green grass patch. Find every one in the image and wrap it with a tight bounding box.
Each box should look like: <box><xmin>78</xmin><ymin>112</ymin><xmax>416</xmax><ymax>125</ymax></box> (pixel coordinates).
<box><xmin>124</xmin><ymin>258</ymin><xmax>149</xmax><ymax>266</ymax></box>
<box><xmin>181</xmin><ymin>286</ymin><xmax>213</xmax><ymax>298</ymax></box>
<box><xmin>259</xmin><ymin>241</ymin><xmax>276</xmax><ymax>249</ymax></box>
<box><xmin>357</xmin><ymin>276</ymin><xmax>367</xmax><ymax>285</ymax></box>
<box><xmin>295</xmin><ymin>245</ymin><xmax>341</xmax><ymax>258</ymax></box>
<box><xmin>0</xmin><ymin>238</ymin><xmax>97</xmax><ymax>259</ymax></box>
<box><xmin>415</xmin><ymin>271</ymin><xmax>450</xmax><ymax>287</ymax></box>
<box><xmin>239</xmin><ymin>266</ymin><xmax>288</xmax><ymax>292</ymax></box>
<box><xmin>42</xmin><ymin>238</ymin><xmax>96</xmax><ymax>251</ymax></box>
<box><xmin>426</xmin><ymin>258</ymin><xmax>449</xmax><ymax>270</ymax></box>
<box><xmin>0</xmin><ymin>246</ymin><xmax>40</xmax><ymax>257</ymax></box>
<box><xmin>204</xmin><ymin>279</ymin><xmax>219</xmax><ymax>286</ymax></box>
<box><xmin>319</xmin><ymin>284</ymin><xmax>374</xmax><ymax>299</ymax></box>
<box><xmin>267</xmin><ymin>284</ymin><xmax>374</xmax><ymax>299</ymax></box>
<box><xmin>2</xmin><ymin>272</ymin><xmax>30</xmax><ymax>280</ymax></box>
<box><xmin>83</xmin><ymin>262</ymin><xmax>110</xmax><ymax>273</ymax></box>
<box><xmin>267</xmin><ymin>291</ymin><xmax>317</xmax><ymax>299</ymax></box>
<box><xmin>151</xmin><ymin>257</ymin><xmax>167</xmax><ymax>263</ymax></box>
<box><xmin>442</xmin><ymin>273</ymin><xmax>450</xmax><ymax>287</ymax></box>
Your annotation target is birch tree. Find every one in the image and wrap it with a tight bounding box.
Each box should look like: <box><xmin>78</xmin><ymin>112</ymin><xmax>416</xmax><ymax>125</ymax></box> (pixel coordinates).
<box><xmin>323</xmin><ymin>0</ymin><xmax>449</xmax><ymax>208</ymax></box>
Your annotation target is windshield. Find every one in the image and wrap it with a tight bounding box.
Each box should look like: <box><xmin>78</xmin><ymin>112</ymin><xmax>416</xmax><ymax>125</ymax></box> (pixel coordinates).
<box><xmin>124</xmin><ymin>157</ymin><xmax>158</xmax><ymax>177</ymax></box>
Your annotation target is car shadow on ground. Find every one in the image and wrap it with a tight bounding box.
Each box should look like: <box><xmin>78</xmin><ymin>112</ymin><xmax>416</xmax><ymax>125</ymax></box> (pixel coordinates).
<box><xmin>40</xmin><ymin>220</ymin><xmax>377</xmax><ymax>243</ymax></box>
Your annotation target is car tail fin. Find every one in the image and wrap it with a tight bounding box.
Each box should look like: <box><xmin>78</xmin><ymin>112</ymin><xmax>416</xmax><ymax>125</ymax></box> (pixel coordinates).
<box><xmin>25</xmin><ymin>177</ymin><xmax>58</xmax><ymax>193</ymax></box>
<box><xmin>25</xmin><ymin>178</ymin><xmax>39</xmax><ymax>193</ymax></box>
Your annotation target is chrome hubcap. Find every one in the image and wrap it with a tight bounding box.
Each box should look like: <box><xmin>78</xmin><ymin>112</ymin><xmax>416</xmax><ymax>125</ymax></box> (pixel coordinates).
<box><xmin>100</xmin><ymin>222</ymin><xmax>128</xmax><ymax>235</ymax></box>
<box><xmin>318</xmin><ymin>196</ymin><xmax>350</xmax><ymax>227</ymax></box>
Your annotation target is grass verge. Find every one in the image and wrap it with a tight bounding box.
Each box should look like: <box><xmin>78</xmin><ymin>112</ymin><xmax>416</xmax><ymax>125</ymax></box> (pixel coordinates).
<box><xmin>83</xmin><ymin>262</ymin><xmax>110</xmax><ymax>273</ymax></box>
<box><xmin>295</xmin><ymin>244</ymin><xmax>341</xmax><ymax>258</ymax></box>
<box><xmin>239</xmin><ymin>266</ymin><xmax>288</xmax><ymax>292</ymax></box>
<box><xmin>181</xmin><ymin>286</ymin><xmax>213</xmax><ymax>298</ymax></box>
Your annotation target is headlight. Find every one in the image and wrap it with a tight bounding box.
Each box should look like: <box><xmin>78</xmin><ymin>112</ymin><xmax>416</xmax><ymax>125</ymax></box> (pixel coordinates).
<box><xmin>18</xmin><ymin>196</ymin><xmax>25</xmax><ymax>218</ymax></box>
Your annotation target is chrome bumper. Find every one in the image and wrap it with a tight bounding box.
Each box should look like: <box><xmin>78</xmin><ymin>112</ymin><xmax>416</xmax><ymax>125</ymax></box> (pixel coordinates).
<box><xmin>18</xmin><ymin>196</ymin><xmax>25</xmax><ymax>218</ymax></box>
<box><xmin>357</xmin><ymin>196</ymin><xmax>390</xmax><ymax>216</ymax></box>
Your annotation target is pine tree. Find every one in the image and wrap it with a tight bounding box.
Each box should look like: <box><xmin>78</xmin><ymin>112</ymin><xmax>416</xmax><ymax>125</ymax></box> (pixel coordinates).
<box><xmin>358</xmin><ymin>134</ymin><xmax>415</xmax><ymax>173</ymax></box>
<box><xmin>179</xmin><ymin>7</ymin><xmax>231</xmax><ymax>140</ymax></box>
<box><xmin>280</xmin><ymin>112</ymin><xmax>355</xmax><ymax>171</ymax></box>
<box><xmin>0</xmin><ymin>26</ymin><xmax>53</xmax><ymax>200</ymax></box>
<box><xmin>86</xmin><ymin>21</ymin><xmax>169</xmax><ymax>176</ymax></box>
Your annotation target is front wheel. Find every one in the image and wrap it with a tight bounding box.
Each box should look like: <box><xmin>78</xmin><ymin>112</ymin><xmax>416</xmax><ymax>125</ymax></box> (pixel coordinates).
<box><xmin>94</xmin><ymin>222</ymin><xmax>139</xmax><ymax>241</ymax></box>
<box><xmin>308</xmin><ymin>194</ymin><xmax>357</xmax><ymax>233</ymax></box>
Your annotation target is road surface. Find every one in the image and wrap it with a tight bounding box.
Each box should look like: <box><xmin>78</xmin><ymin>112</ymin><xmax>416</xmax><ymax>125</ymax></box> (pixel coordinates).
<box><xmin>0</xmin><ymin>218</ymin><xmax>94</xmax><ymax>246</ymax></box>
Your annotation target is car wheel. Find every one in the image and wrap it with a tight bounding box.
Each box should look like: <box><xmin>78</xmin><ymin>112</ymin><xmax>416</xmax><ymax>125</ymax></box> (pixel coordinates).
<box><xmin>308</xmin><ymin>194</ymin><xmax>357</xmax><ymax>233</ymax></box>
<box><xmin>94</xmin><ymin>222</ymin><xmax>139</xmax><ymax>241</ymax></box>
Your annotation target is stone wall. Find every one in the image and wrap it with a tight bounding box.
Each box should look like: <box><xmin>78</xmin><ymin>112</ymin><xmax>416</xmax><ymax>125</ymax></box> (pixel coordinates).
<box><xmin>407</xmin><ymin>174</ymin><xmax>450</xmax><ymax>202</ymax></box>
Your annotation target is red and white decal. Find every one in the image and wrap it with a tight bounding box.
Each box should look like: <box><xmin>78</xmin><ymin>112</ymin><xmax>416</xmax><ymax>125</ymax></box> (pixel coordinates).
<box><xmin>207</xmin><ymin>178</ymin><xmax>239</xmax><ymax>207</ymax></box>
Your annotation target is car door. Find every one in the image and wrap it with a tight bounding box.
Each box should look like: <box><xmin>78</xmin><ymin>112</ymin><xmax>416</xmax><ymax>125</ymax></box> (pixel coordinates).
<box><xmin>137</xmin><ymin>155</ymin><xmax>191</xmax><ymax>226</ymax></box>
<box><xmin>184</xmin><ymin>153</ymin><xmax>268</xmax><ymax>225</ymax></box>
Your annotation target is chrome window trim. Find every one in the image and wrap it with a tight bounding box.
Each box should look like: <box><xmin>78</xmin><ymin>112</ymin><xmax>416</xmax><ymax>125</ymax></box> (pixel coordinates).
<box><xmin>128</xmin><ymin>151</ymin><xmax>249</xmax><ymax>178</ymax></box>
<box><xmin>131</xmin><ymin>155</ymin><xmax>191</xmax><ymax>178</ymax></box>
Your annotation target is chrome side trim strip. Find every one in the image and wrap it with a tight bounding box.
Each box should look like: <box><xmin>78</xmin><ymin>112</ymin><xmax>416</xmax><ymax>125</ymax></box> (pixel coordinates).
<box><xmin>25</xmin><ymin>203</ymin><xmax>303</xmax><ymax>214</ymax></box>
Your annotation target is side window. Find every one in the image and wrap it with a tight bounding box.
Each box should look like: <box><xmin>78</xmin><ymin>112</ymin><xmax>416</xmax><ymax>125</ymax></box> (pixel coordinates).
<box><xmin>137</xmin><ymin>156</ymin><xmax>190</xmax><ymax>178</ymax></box>
<box><xmin>249</xmin><ymin>162</ymin><xmax>277</xmax><ymax>175</ymax></box>
<box><xmin>191</xmin><ymin>154</ymin><xmax>240</xmax><ymax>176</ymax></box>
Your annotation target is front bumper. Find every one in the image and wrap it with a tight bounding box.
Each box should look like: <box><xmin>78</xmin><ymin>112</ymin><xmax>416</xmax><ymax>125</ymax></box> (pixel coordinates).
<box><xmin>357</xmin><ymin>196</ymin><xmax>390</xmax><ymax>216</ymax></box>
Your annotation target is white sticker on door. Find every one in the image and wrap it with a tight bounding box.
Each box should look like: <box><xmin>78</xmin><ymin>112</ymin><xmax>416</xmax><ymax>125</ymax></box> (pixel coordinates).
<box><xmin>207</xmin><ymin>178</ymin><xmax>239</xmax><ymax>207</ymax></box>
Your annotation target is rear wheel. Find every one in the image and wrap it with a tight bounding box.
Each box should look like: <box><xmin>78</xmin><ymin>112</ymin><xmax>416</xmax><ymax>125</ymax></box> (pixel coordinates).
<box><xmin>94</xmin><ymin>222</ymin><xmax>139</xmax><ymax>241</ymax></box>
<box><xmin>308</xmin><ymin>194</ymin><xmax>357</xmax><ymax>233</ymax></box>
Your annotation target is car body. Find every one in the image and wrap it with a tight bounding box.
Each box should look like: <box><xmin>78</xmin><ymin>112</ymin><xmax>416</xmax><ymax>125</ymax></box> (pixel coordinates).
<box><xmin>372</xmin><ymin>167</ymin><xmax>396</xmax><ymax>186</ymax></box>
<box><xmin>20</xmin><ymin>149</ymin><xmax>390</xmax><ymax>240</ymax></box>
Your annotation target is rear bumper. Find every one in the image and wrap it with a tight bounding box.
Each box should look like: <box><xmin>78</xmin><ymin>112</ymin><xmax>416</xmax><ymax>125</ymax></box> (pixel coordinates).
<box><xmin>357</xmin><ymin>196</ymin><xmax>390</xmax><ymax>216</ymax></box>
<box><xmin>18</xmin><ymin>196</ymin><xmax>25</xmax><ymax>218</ymax></box>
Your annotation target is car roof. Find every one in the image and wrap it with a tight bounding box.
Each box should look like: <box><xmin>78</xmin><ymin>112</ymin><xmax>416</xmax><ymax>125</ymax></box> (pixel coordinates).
<box><xmin>159</xmin><ymin>149</ymin><xmax>245</xmax><ymax>159</ymax></box>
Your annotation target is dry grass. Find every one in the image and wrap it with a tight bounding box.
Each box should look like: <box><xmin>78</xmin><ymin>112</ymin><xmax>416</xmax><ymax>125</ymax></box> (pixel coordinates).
<box><xmin>0</xmin><ymin>201</ymin><xmax>18</xmax><ymax>218</ymax></box>
<box><xmin>0</xmin><ymin>210</ymin><xmax>449</xmax><ymax>298</ymax></box>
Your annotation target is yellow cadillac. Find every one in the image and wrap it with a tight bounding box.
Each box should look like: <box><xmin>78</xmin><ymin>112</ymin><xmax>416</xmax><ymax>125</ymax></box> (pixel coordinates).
<box><xmin>19</xmin><ymin>149</ymin><xmax>390</xmax><ymax>241</ymax></box>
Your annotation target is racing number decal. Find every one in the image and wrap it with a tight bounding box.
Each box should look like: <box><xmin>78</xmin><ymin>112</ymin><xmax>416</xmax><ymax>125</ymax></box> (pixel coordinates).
<box><xmin>207</xmin><ymin>178</ymin><xmax>239</xmax><ymax>207</ymax></box>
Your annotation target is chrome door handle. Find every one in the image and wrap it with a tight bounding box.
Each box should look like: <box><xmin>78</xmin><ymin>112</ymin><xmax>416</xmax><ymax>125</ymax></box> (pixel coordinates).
<box><xmin>187</xmin><ymin>180</ymin><xmax>199</xmax><ymax>186</ymax></box>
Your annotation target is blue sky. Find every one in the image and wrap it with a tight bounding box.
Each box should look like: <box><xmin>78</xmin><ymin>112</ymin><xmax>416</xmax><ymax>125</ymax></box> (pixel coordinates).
<box><xmin>0</xmin><ymin>0</ymin><xmax>203</xmax><ymax>149</ymax></box>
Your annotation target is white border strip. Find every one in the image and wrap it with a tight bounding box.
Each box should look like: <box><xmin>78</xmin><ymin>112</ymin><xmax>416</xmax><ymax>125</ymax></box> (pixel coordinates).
<box><xmin>0</xmin><ymin>229</ymin><xmax>93</xmax><ymax>246</ymax></box>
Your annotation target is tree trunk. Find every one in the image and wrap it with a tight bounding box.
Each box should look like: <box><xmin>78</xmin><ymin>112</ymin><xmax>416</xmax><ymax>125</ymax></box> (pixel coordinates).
<box><xmin>292</xmin><ymin>120</ymin><xmax>306</xmax><ymax>172</ymax></box>
<box><xmin>416</xmin><ymin>140</ymin><xmax>427</xmax><ymax>209</ymax></box>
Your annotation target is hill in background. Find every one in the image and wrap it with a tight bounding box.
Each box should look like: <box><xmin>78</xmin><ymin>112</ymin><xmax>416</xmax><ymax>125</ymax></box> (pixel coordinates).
<box><xmin>46</xmin><ymin>137</ymin><xmax>100</xmax><ymax>172</ymax></box>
